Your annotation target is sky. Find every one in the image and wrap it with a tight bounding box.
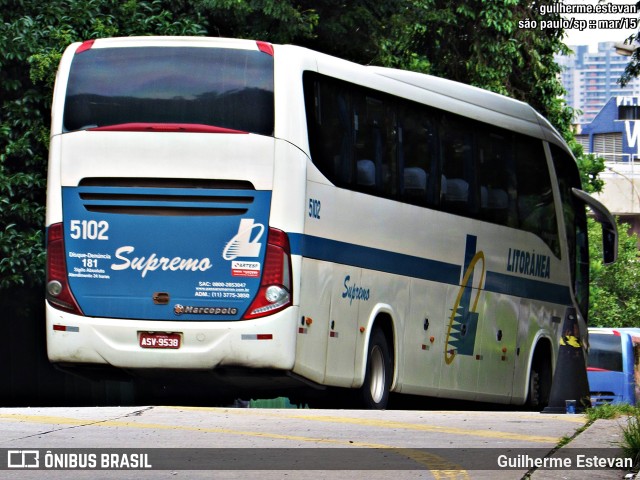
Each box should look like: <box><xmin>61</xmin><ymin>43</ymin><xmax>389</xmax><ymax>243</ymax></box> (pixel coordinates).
<box><xmin>551</xmin><ymin>0</ymin><xmax>637</xmax><ymax>51</ymax></box>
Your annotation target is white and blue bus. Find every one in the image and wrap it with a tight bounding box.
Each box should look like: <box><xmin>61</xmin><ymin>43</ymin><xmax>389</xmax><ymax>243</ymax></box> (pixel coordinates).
<box><xmin>46</xmin><ymin>37</ymin><xmax>617</xmax><ymax>408</ymax></box>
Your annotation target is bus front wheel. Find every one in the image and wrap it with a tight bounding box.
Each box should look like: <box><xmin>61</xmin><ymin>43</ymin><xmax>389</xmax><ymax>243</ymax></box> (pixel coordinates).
<box><xmin>527</xmin><ymin>347</ymin><xmax>552</xmax><ymax>410</ymax></box>
<box><xmin>358</xmin><ymin>328</ymin><xmax>392</xmax><ymax>409</ymax></box>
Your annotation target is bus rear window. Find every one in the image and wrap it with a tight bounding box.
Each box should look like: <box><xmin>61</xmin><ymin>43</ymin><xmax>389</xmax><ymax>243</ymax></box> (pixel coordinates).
<box><xmin>588</xmin><ymin>334</ymin><xmax>623</xmax><ymax>372</ymax></box>
<box><xmin>63</xmin><ymin>46</ymin><xmax>274</xmax><ymax>136</ymax></box>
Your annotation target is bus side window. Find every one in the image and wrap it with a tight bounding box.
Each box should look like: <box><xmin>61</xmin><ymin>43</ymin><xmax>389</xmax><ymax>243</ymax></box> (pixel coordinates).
<box><xmin>352</xmin><ymin>94</ymin><xmax>398</xmax><ymax>197</ymax></box>
<box><xmin>399</xmin><ymin>104</ymin><xmax>438</xmax><ymax>207</ymax></box>
<box><xmin>477</xmin><ymin>129</ymin><xmax>514</xmax><ymax>226</ymax></box>
<box><xmin>515</xmin><ymin>137</ymin><xmax>560</xmax><ymax>257</ymax></box>
<box><xmin>440</xmin><ymin>115</ymin><xmax>474</xmax><ymax>216</ymax></box>
<box><xmin>303</xmin><ymin>73</ymin><xmax>355</xmax><ymax>187</ymax></box>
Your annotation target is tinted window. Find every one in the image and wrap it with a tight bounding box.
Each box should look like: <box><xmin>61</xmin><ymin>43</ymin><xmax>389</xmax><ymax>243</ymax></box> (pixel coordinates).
<box><xmin>588</xmin><ymin>334</ymin><xmax>623</xmax><ymax>372</ymax></box>
<box><xmin>550</xmin><ymin>144</ymin><xmax>588</xmax><ymax>313</ymax></box>
<box><xmin>515</xmin><ymin>138</ymin><xmax>560</xmax><ymax>257</ymax></box>
<box><xmin>476</xmin><ymin>128</ymin><xmax>516</xmax><ymax>227</ymax></box>
<box><xmin>64</xmin><ymin>47</ymin><xmax>274</xmax><ymax>135</ymax></box>
<box><xmin>398</xmin><ymin>104</ymin><xmax>439</xmax><ymax>207</ymax></box>
<box><xmin>304</xmin><ymin>71</ymin><xmax>560</xmax><ymax>254</ymax></box>
<box><xmin>304</xmin><ymin>72</ymin><xmax>437</xmax><ymax>202</ymax></box>
<box><xmin>440</xmin><ymin>115</ymin><xmax>474</xmax><ymax>214</ymax></box>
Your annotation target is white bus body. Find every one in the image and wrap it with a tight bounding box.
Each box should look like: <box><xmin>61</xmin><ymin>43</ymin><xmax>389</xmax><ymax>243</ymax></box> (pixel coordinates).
<box><xmin>46</xmin><ymin>37</ymin><xmax>616</xmax><ymax>408</ymax></box>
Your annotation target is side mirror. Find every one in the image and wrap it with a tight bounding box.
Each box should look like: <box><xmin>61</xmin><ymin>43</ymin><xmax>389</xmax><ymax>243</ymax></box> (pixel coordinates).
<box><xmin>572</xmin><ymin>188</ymin><xmax>618</xmax><ymax>264</ymax></box>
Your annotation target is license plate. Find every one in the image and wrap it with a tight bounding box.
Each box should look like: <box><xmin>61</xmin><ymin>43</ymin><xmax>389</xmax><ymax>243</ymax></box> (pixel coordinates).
<box><xmin>139</xmin><ymin>332</ymin><xmax>181</xmax><ymax>349</ymax></box>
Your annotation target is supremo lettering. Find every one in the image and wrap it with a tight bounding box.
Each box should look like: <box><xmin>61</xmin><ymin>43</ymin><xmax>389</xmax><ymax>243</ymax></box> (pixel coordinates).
<box><xmin>111</xmin><ymin>246</ymin><xmax>212</xmax><ymax>278</ymax></box>
<box><xmin>342</xmin><ymin>275</ymin><xmax>370</xmax><ymax>305</ymax></box>
<box><xmin>506</xmin><ymin>248</ymin><xmax>551</xmax><ymax>279</ymax></box>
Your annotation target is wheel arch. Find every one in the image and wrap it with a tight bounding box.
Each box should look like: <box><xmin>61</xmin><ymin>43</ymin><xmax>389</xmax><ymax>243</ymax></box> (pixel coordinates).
<box><xmin>524</xmin><ymin>334</ymin><xmax>554</xmax><ymax>408</ymax></box>
<box><xmin>354</xmin><ymin>305</ymin><xmax>397</xmax><ymax>390</ymax></box>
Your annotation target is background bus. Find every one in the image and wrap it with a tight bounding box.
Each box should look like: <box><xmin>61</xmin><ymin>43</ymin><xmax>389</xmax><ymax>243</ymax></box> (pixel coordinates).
<box><xmin>46</xmin><ymin>37</ymin><xmax>617</xmax><ymax>409</ymax></box>
<box><xmin>588</xmin><ymin>328</ymin><xmax>640</xmax><ymax>405</ymax></box>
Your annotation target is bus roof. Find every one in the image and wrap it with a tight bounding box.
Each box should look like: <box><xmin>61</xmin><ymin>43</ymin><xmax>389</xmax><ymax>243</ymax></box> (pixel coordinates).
<box><xmin>369</xmin><ymin>67</ymin><xmax>537</xmax><ymax>124</ymax></box>
<box><xmin>368</xmin><ymin>66</ymin><xmax>567</xmax><ymax>151</ymax></box>
<box><xmin>74</xmin><ymin>36</ymin><xmax>267</xmax><ymax>51</ymax></box>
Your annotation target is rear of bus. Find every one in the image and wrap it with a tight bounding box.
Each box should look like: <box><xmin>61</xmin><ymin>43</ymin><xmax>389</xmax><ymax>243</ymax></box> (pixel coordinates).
<box><xmin>45</xmin><ymin>37</ymin><xmax>301</xmax><ymax>388</ymax></box>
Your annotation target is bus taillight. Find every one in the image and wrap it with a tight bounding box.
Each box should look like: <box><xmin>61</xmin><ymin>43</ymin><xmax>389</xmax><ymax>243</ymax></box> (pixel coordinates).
<box><xmin>243</xmin><ymin>228</ymin><xmax>292</xmax><ymax>319</ymax></box>
<box><xmin>46</xmin><ymin>223</ymin><xmax>83</xmax><ymax>315</ymax></box>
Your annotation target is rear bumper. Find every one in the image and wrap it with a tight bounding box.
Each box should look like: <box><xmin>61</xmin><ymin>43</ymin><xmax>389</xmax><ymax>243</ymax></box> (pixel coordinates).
<box><xmin>46</xmin><ymin>303</ymin><xmax>298</xmax><ymax>371</ymax></box>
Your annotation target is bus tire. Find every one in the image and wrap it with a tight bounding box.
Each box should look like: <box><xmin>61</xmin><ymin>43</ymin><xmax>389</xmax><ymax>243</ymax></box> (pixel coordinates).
<box><xmin>358</xmin><ymin>327</ymin><xmax>392</xmax><ymax>409</ymax></box>
<box><xmin>527</xmin><ymin>347</ymin><xmax>551</xmax><ymax>410</ymax></box>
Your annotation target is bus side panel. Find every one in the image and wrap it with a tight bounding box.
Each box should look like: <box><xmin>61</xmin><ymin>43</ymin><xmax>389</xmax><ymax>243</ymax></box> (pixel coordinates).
<box><xmin>512</xmin><ymin>300</ymin><xmax>533</xmax><ymax>404</ymax></box>
<box><xmin>475</xmin><ymin>291</ymin><xmax>518</xmax><ymax>401</ymax></box>
<box><xmin>325</xmin><ymin>266</ymin><xmax>362</xmax><ymax>386</ymax></box>
<box><xmin>46</xmin><ymin>135</ymin><xmax>63</xmax><ymax>226</ymax></box>
<box><xmin>511</xmin><ymin>301</ymin><xmax>562</xmax><ymax>404</ymax></box>
<box><xmin>589</xmin><ymin>371</ymin><xmax>632</xmax><ymax>404</ymax></box>
<box><xmin>270</xmin><ymin>135</ymin><xmax>308</xmax><ymax>236</ymax></box>
<box><xmin>436</xmin><ymin>282</ymin><xmax>480</xmax><ymax>401</ymax></box>
<box><xmin>397</xmin><ymin>278</ymin><xmax>446</xmax><ymax>395</ymax></box>
<box><xmin>350</xmin><ymin>271</ymin><xmax>409</xmax><ymax>390</ymax></box>
<box><xmin>294</xmin><ymin>258</ymin><xmax>332</xmax><ymax>384</ymax></box>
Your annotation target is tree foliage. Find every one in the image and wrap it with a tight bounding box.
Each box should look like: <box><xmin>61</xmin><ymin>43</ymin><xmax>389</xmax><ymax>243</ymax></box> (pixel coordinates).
<box><xmin>380</xmin><ymin>1</ymin><xmax>572</xmax><ymax>133</ymax></box>
<box><xmin>588</xmin><ymin>219</ymin><xmax>640</xmax><ymax>327</ymax></box>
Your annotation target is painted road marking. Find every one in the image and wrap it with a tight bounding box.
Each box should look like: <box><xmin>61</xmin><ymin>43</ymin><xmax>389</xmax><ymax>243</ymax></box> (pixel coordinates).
<box><xmin>0</xmin><ymin>412</ymin><xmax>469</xmax><ymax>479</ymax></box>
<box><xmin>0</xmin><ymin>409</ymin><xmax>589</xmax><ymax>478</ymax></box>
<box><xmin>169</xmin><ymin>406</ymin><xmax>581</xmax><ymax>444</ymax></box>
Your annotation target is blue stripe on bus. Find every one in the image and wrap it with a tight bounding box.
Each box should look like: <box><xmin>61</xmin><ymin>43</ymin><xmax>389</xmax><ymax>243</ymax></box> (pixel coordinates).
<box><xmin>484</xmin><ymin>272</ymin><xmax>571</xmax><ymax>305</ymax></box>
<box><xmin>288</xmin><ymin>233</ymin><xmax>461</xmax><ymax>286</ymax></box>
<box><xmin>287</xmin><ymin>233</ymin><xmax>572</xmax><ymax>305</ymax></box>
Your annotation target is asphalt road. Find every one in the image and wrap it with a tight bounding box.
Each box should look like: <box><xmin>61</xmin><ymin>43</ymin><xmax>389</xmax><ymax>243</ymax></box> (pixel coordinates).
<box><xmin>0</xmin><ymin>405</ymin><xmax>632</xmax><ymax>479</ymax></box>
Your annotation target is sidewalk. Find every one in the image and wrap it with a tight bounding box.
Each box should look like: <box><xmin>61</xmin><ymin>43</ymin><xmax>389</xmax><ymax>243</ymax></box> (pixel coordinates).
<box><xmin>529</xmin><ymin>418</ymin><xmax>633</xmax><ymax>479</ymax></box>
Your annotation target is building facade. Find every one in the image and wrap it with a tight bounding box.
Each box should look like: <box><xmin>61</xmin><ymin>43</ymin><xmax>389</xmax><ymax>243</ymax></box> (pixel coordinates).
<box><xmin>577</xmin><ymin>95</ymin><xmax>640</xmax><ymax>234</ymax></box>
<box><xmin>557</xmin><ymin>42</ymin><xmax>640</xmax><ymax>125</ymax></box>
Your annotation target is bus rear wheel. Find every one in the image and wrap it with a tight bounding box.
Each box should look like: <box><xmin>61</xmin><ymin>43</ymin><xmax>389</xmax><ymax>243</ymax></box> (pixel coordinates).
<box><xmin>358</xmin><ymin>328</ymin><xmax>392</xmax><ymax>409</ymax></box>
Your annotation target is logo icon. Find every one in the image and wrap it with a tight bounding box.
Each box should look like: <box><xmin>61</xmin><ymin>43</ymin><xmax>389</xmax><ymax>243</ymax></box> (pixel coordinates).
<box><xmin>8</xmin><ymin>450</ymin><xmax>39</xmax><ymax>469</ymax></box>
<box><xmin>445</xmin><ymin>235</ymin><xmax>486</xmax><ymax>365</ymax></box>
<box><xmin>231</xmin><ymin>261</ymin><xmax>261</xmax><ymax>277</ymax></box>
<box><xmin>174</xmin><ymin>304</ymin><xmax>238</xmax><ymax>316</ymax></box>
<box><xmin>222</xmin><ymin>219</ymin><xmax>265</xmax><ymax>260</ymax></box>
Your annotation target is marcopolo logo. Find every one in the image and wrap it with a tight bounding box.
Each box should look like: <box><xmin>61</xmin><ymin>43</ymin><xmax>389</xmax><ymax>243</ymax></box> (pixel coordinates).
<box><xmin>174</xmin><ymin>304</ymin><xmax>238</xmax><ymax>316</ymax></box>
<box><xmin>222</xmin><ymin>219</ymin><xmax>265</xmax><ymax>260</ymax></box>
